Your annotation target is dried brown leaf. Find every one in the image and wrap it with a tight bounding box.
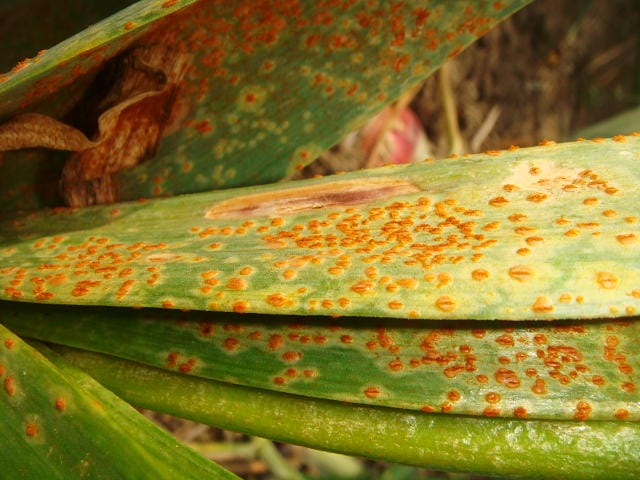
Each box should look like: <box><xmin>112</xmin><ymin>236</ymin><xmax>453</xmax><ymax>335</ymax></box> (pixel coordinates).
<box><xmin>0</xmin><ymin>44</ymin><xmax>190</xmax><ymax>207</ymax></box>
<box><xmin>61</xmin><ymin>44</ymin><xmax>191</xmax><ymax>206</ymax></box>
<box><xmin>0</xmin><ymin>113</ymin><xmax>93</xmax><ymax>151</ymax></box>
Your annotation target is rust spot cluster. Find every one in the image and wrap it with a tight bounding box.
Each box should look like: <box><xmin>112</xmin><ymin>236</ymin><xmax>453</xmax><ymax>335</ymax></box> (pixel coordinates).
<box><xmin>51</xmin><ymin>0</ymin><xmax>513</xmax><ymax>201</ymax></box>
<box><xmin>2</xmin><ymin>153</ymin><xmax>638</xmax><ymax>320</ymax></box>
<box><xmin>166</xmin><ymin>351</ymin><xmax>199</xmax><ymax>373</ymax></box>
<box><xmin>158</xmin><ymin>316</ymin><xmax>640</xmax><ymax>421</ymax></box>
<box><xmin>1</xmin><ymin>235</ymin><xmax>174</xmax><ymax>305</ymax></box>
<box><xmin>0</xmin><ymin>333</ymin><xmax>73</xmax><ymax>440</ymax></box>
<box><xmin>224</xmin><ymin>193</ymin><xmax>505</xmax><ymax>315</ymax></box>
<box><xmin>192</xmin><ymin>160</ymin><xmax>634</xmax><ymax>317</ymax></box>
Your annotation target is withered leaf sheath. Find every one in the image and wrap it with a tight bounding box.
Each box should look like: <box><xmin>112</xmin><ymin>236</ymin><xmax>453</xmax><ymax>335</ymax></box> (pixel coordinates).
<box><xmin>61</xmin><ymin>44</ymin><xmax>190</xmax><ymax>207</ymax></box>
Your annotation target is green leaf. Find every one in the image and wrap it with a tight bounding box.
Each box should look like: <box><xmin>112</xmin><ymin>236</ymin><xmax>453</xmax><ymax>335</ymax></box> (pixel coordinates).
<box><xmin>0</xmin><ymin>0</ymin><xmax>532</xmax><ymax>210</ymax></box>
<box><xmin>573</xmin><ymin>107</ymin><xmax>640</xmax><ymax>140</ymax></box>
<box><xmin>0</xmin><ymin>323</ymin><xmax>238</xmax><ymax>479</ymax></box>
<box><xmin>53</xmin><ymin>346</ymin><xmax>640</xmax><ymax>480</ymax></box>
<box><xmin>1</xmin><ymin>136</ymin><xmax>639</xmax><ymax>320</ymax></box>
<box><xmin>4</xmin><ymin>301</ymin><xmax>639</xmax><ymax>422</ymax></box>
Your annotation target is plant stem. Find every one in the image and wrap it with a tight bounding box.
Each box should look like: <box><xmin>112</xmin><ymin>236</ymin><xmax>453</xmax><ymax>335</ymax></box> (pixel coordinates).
<box><xmin>54</xmin><ymin>347</ymin><xmax>640</xmax><ymax>480</ymax></box>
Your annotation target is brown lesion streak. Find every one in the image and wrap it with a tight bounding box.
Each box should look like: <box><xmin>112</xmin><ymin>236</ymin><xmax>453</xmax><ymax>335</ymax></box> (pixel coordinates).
<box><xmin>205</xmin><ymin>178</ymin><xmax>422</xmax><ymax>220</ymax></box>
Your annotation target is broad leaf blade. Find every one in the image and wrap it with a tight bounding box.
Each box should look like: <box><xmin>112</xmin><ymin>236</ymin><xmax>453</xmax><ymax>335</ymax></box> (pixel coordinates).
<box><xmin>5</xmin><ymin>302</ymin><xmax>638</xmax><ymax>421</ymax></box>
<box><xmin>115</xmin><ymin>0</ymin><xmax>532</xmax><ymax>199</ymax></box>
<box><xmin>53</xmin><ymin>346</ymin><xmax>640</xmax><ymax>480</ymax></box>
<box><xmin>0</xmin><ymin>0</ymin><xmax>532</xmax><ymax>210</ymax></box>
<box><xmin>1</xmin><ymin>136</ymin><xmax>639</xmax><ymax>320</ymax></box>
<box><xmin>0</xmin><ymin>324</ymin><xmax>237</xmax><ymax>479</ymax></box>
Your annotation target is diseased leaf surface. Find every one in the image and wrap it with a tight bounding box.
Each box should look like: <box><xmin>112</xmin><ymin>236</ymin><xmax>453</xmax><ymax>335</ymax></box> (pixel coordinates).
<box><xmin>4</xmin><ymin>302</ymin><xmax>638</xmax><ymax>421</ymax></box>
<box><xmin>1</xmin><ymin>137</ymin><xmax>639</xmax><ymax>320</ymax></box>
<box><xmin>55</xmin><ymin>346</ymin><xmax>640</xmax><ymax>480</ymax></box>
<box><xmin>0</xmin><ymin>323</ymin><xmax>237</xmax><ymax>479</ymax></box>
<box><xmin>0</xmin><ymin>0</ymin><xmax>531</xmax><ymax>210</ymax></box>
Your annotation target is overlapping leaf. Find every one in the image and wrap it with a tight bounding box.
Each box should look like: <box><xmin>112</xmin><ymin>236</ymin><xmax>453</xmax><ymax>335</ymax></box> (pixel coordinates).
<box><xmin>0</xmin><ymin>0</ymin><xmax>531</xmax><ymax>210</ymax></box>
<box><xmin>4</xmin><ymin>302</ymin><xmax>638</xmax><ymax>422</ymax></box>
<box><xmin>0</xmin><ymin>323</ymin><xmax>237</xmax><ymax>479</ymax></box>
<box><xmin>1</xmin><ymin>136</ymin><xmax>639</xmax><ymax>320</ymax></box>
<box><xmin>1</xmin><ymin>1</ymin><xmax>638</xmax><ymax>478</ymax></box>
<box><xmin>0</xmin><ymin>0</ymin><xmax>195</xmax><ymax>107</ymax></box>
<box><xmin>0</xmin><ymin>0</ymin><xmax>197</xmax><ymax>211</ymax></box>
<box><xmin>50</xmin><ymin>345</ymin><xmax>640</xmax><ymax>479</ymax></box>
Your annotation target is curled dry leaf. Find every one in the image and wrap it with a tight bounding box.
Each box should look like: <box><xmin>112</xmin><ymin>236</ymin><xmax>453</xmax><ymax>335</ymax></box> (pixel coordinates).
<box><xmin>0</xmin><ymin>113</ymin><xmax>93</xmax><ymax>151</ymax></box>
<box><xmin>0</xmin><ymin>43</ymin><xmax>190</xmax><ymax>207</ymax></box>
<box><xmin>62</xmin><ymin>44</ymin><xmax>191</xmax><ymax>207</ymax></box>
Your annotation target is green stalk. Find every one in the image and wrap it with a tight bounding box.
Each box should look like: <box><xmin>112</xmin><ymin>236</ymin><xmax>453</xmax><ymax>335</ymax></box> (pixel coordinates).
<box><xmin>55</xmin><ymin>346</ymin><xmax>640</xmax><ymax>480</ymax></box>
<box><xmin>0</xmin><ymin>325</ymin><xmax>237</xmax><ymax>479</ymax></box>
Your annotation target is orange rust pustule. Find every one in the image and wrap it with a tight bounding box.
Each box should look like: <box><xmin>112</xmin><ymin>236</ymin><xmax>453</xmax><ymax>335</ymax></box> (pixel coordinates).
<box><xmin>495</xmin><ymin>368</ymin><xmax>520</xmax><ymax>388</ymax></box>
<box><xmin>597</xmin><ymin>272</ymin><xmax>619</xmax><ymax>290</ymax></box>
<box><xmin>25</xmin><ymin>422</ymin><xmax>39</xmax><ymax>437</ymax></box>
<box><xmin>165</xmin><ymin>352</ymin><xmax>179</xmax><ymax>368</ymax></box>
<box><xmin>532</xmin><ymin>296</ymin><xmax>554</xmax><ymax>314</ymax></box>
<box><xmin>485</xmin><ymin>392</ymin><xmax>501</xmax><ymax>404</ymax></box>
<box><xmin>198</xmin><ymin>321</ymin><xmax>216</xmax><ymax>337</ymax></box>
<box><xmin>54</xmin><ymin>398</ymin><xmax>66</xmax><ymax>412</ymax></box>
<box><xmin>514</xmin><ymin>407</ymin><xmax>528</xmax><ymax>418</ymax></box>
<box><xmin>574</xmin><ymin>401</ymin><xmax>592</xmax><ymax>421</ymax></box>
<box><xmin>483</xmin><ymin>406</ymin><xmax>500</xmax><ymax>417</ymax></box>
<box><xmin>508</xmin><ymin>265</ymin><xmax>533</xmax><ymax>282</ymax></box>
<box><xmin>223</xmin><ymin>337</ymin><xmax>240</xmax><ymax>351</ymax></box>
<box><xmin>363</xmin><ymin>386</ymin><xmax>381</xmax><ymax>398</ymax></box>
<box><xmin>179</xmin><ymin>358</ymin><xmax>197</xmax><ymax>373</ymax></box>
<box><xmin>4</xmin><ymin>376</ymin><xmax>15</xmax><ymax>396</ymax></box>
<box><xmin>268</xmin><ymin>334</ymin><xmax>285</xmax><ymax>350</ymax></box>
<box><xmin>531</xmin><ymin>378</ymin><xmax>547</xmax><ymax>395</ymax></box>
<box><xmin>266</xmin><ymin>293</ymin><xmax>292</xmax><ymax>308</ymax></box>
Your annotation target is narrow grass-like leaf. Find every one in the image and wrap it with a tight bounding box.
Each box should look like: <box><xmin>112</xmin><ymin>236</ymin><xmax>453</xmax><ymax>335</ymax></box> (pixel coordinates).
<box><xmin>0</xmin><ymin>0</ymin><xmax>196</xmax><ymax>109</ymax></box>
<box><xmin>0</xmin><ymin>0</ymin><xmax>531</xmax><ymax>210</ymax></box>
<box><xmin>52</xmin><ymin>346</ymin><xmax>640</xmax><ymax>480</ymax></box>
<box><xmin>1</xmin><ymin>136</ymin><xmax>639</xmax><ymax>320</ymax></box>
<box><xmin>5</xmin><ymin>302</ymin><xmax>639</xmax><ymax>422</ymax></box>
<box><xmin>0</xmin><ymin>323</ymin><xmax>237</xmax><ymax>479</ymax></box>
